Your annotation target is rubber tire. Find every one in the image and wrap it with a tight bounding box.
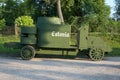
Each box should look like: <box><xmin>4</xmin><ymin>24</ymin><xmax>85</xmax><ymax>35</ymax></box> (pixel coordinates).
<box><xmin>21</xmin><ymin>45</ymin><xmax>35</xmax><ymax>60</ymax></box>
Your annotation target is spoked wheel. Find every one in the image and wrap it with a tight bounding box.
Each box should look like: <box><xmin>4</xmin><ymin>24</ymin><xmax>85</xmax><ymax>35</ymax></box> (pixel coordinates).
<box><xmin>89</xmin><ymin>48</ymin><xmax>104</xmax><ymax>61</ymax></box>
<box><xmin>21</xmin><ymin>45</ymin><xmax>35</xmax><ymax>60</ymax></box>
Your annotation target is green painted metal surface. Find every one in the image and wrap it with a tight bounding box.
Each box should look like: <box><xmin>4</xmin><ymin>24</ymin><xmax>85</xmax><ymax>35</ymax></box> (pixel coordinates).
<box><xmin>21</xmin><ymin>34</ymin><xmax>36</xmax><ymax>44</ymax></box>
<box><xmin>88</xmin><ymin>36</ymin><xmax>112</xmax><ymax>52</ymax></box>
<box><xmin>37</xmin><ymin>24</ymin><xmax>72</xmax><ymax>48</ymax></box>
<box><xmin>21</xmin><ymin>27</ymin><xmax>36</xmax><ymax>34</ymax></box>
<box><xmin>78</xmin><ymin>23</ymin><xmax>89</xmax><ymax>50</ymax></box>
<box><xmin>36</xmin><ymin>17</ymin><xmax>76</xmax><ymax>49</ymax></box>
<box><xmin>20</xmin><ymin>27</ymin><xmax>36</xmax><ymax>44</ymax></box>
<box><xmin>19</xmin><ymin>17</ymin><xmax>111</xmax><ymax>54</ymax></box>
<box><xmin>37</xmin><ymin>17</ymin><xmax>61</xmax><ymax>25</ymax></box>
<box><xmin>70</xmin><ymin>33</ymin><xmax>78</xmax><ymax>46</ymax></box>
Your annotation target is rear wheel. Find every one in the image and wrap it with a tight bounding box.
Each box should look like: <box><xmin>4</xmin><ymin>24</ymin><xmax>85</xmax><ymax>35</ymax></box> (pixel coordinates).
<box><xmin>89</xmin><ymin>48</ymin><xmax>104</xmax><ymax>61</ymax></box>
<box><xmin>21</xmin><ymin>45</ymin><xmax>35</xmax><ymax>60</ymax></box>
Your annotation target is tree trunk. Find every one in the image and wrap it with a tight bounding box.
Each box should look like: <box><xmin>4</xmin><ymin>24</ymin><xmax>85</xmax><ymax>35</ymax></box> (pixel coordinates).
<box><xmin>15</xmin><ymin>24</ymin><xmax>18</xmax><ymax>36</ymax></box>
<box><xmin>57</xmin><ymin>0</ymin><xmax>64</xmax><ymax>23</ymax></box>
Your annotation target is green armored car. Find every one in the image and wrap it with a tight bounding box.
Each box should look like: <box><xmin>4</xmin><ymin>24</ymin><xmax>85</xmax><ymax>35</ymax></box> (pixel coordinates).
<box><xmin>19</xmin><ymin>17</ymin><xmax>112</xmax><ymax>61</ymax></box>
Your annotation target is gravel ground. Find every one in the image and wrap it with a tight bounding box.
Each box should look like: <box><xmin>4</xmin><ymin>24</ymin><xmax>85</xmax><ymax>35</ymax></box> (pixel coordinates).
<box><xmin>0</xmin><ymin>57</ymin><xmax>120</xmax><ymax>80</ymax></box>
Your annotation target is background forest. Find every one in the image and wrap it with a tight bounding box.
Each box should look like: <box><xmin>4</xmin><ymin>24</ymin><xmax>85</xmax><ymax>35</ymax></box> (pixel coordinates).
<box><xmin>0</xmin><ymin>0</ymin><xmax>119</xmax><ymax>32</ymax></box>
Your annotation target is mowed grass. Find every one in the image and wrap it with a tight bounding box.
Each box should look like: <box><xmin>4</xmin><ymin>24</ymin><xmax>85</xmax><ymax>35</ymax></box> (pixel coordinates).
<box><xmin>107</xmin><ymin>40</ymin><xmax>120</xmax><ymax>56</ymax></box>
<box><xmin>0</xmin><ymin>35</ymin><xmax>20</xmax><ymax>54</ymax></box>
<box><xmin>90</xmin><ymin>33</ymin><xmax>120</xmax><ymax>56</ymax></box>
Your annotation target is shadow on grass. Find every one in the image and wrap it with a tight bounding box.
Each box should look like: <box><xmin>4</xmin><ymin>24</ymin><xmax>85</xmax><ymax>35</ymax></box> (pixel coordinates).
<box><xmin>0</xmin><ymin>43</ymin><xmax>20</xmax><ymax>57</ymax></box>
<box><xmin>0</xmin><ymin>42</ymin><xmax>88</xmax><ymax>60</ymax></box>
<box><xmin>35</xmin><ymin>54</ymin><xmax>75</xmax><ymax>59</ymax></box>
<box><xmin>1</xmin><ymin>44</ymin><xmax>120</xmax><ymax>60</ymax></box>
<box><xmin>35</xmin><ymin>52</ymin><xmax>89</xmax><ymax>60</ymax></box>
<box><xmin>106</xmin><ymin>48</ymin><xmax>120</xmax><ymax>56</ymax></box>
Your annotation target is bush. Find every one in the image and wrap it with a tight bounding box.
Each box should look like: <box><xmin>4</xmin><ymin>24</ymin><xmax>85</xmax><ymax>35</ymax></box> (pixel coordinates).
<box><xmin>15</xmin><ymin>16</ymin><xmax>34</xmax><ymax>27</ymax></box>
<box><xmin>0</xmin><ymin>19</ymin><xmax>6</xmax><ymax>30</ymax></box>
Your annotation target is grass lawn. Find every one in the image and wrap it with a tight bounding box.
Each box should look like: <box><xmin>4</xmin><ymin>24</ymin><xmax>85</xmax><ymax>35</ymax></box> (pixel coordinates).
<box><xmin>0</xmin><ymin>34</ymin><xmax>120</xmax><ymax>57</ymax></box>
<box><xmin>107</xmin><ymin>40</ymin><xmax>120</xmax><ymax>56</ymax></box>
<box><xmin>0</xmin><ymin>35</ymin><xmax>20</xmax><ymax>55</ymax></box>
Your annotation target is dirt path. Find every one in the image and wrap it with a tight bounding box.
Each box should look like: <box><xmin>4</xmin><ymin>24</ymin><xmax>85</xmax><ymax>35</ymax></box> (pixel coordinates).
<box><xmin>0</xmin><ymin>57</ymin><xmax>120</xmax><ymax>80</ymax></box>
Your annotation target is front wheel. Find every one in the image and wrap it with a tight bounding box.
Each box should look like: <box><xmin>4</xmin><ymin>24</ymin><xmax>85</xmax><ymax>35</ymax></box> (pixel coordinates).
<box><xmin>89</xmin><ymin>48</ymin><xmax>104</xmax><ymax>61</ymax></box>
<box><xmin>21</xmin><ymin>45</ymin><xmax>35</xmax><ymax>60</ymax></box>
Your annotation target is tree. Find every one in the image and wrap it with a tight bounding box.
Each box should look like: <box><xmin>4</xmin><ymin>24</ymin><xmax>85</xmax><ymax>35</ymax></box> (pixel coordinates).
<box><xmin>57</xmin><ymin>0</ymin><xmax>64</xmax><ymax>23</ymax></box>
<box><xmin>0</xmin><ymin>19</ymin><xmax>5</xmax><ymax>30</ymax></box>
<box><xmin>95</xmin><ymin>2</ymin><xmax>110</xmax><ymax>32</ymax></box>
<box><xmin>33</xmin><ymin>0</ymin><xmax>64</xmax><ymax>23</ymax></box>
<box><xmin>15</xmin><ymin>16</ymin><xmax>34</xmax><ymax>27</ymax></box>
<box><xmin>0</xmin><ymin>0</ymin><xmax>111</xmax><ymax>32</ymax></box>
<box><xmin>115</xmin><ymin>0</ymin><xmax>120</xmax><ymax>19</ymax></box>
<box><xmin>0</xmin><ymin>0</ymin><xmax>6</xmax><ymax>19</ymax></box>
<box><xmin>15</xmin><ymin>15</ymin><xmax>34</xmax><ymax>35</ymax></box>
<box><xmin>2</xmin><ymin>0</ymin><xmax>20</xmax><ymax>26</ymax></box>
<box><xmin>1</xmin><ymin>0</ymin><xmax>34</xmax><ymax>26</ymax></box>
<box><xmin>61</xmin><ymin>0</ymin><xmax>110</xmax><ymax>32</ymax></box>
